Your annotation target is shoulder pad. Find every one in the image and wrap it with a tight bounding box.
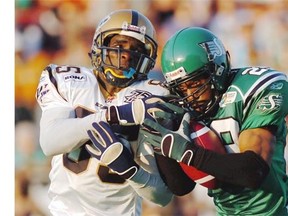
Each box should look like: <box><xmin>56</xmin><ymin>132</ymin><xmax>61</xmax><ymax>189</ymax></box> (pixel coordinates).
<box><xmin>229</xmin><ymin>66</ymin><xmax>287</xmax><ymax>104</ymax></box>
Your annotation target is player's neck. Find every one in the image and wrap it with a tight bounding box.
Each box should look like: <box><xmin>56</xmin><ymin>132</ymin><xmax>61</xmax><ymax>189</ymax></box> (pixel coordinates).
<box><xmin>95</xmin><ymin>70</ymin><xmax>122</xmax><ymax>99</ymax></box>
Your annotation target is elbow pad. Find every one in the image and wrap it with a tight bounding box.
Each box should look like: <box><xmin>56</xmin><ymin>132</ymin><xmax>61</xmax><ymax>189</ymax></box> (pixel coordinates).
<box><xmin>192</xmin><ymin>149</ymin><xmax>270</xmax><ymax>189</ymax></box>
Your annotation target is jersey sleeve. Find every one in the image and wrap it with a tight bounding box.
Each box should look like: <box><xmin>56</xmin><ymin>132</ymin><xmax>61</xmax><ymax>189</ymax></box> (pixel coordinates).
<box><xmin>241</xmin><ymin>78</ymin><xmax>288</xmax><ymax>131</ymax></box>
<box><xmin>36</xmin><ymin>64</ymin><xmax>71</xmax><ymax>110</ymax></box>
<box><xmin>36</xmin><ymin>64</ymin><xmax>106</xmax><ymax>156</ymax></box>
<box><xmin>36</xmin><ymin>64</ymin><xmax>97</xmax><ymax>110</ymax></box>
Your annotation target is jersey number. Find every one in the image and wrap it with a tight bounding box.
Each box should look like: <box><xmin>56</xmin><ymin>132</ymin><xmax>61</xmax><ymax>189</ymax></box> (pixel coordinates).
<box><xmin>210</xmin><ymin>117</ymin><xmax>240</xmax><ymax>153</ymax></box>
<box><xmin>63</xmin><ymin>147</ymin><xmax>125</xmax><ymax>184</ymax></box>
<box><xmin>62</xmin><ymin>106</ymin><xmax>125</xmax><ymax>184</ymax></box>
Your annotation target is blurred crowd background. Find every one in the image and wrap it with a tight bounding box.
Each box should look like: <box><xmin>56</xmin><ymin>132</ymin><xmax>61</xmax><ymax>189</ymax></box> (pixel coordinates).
<box><xmin>15</xmin><ymin>0</ymin><xmax>288</xmax><ymax>215</ymax></box>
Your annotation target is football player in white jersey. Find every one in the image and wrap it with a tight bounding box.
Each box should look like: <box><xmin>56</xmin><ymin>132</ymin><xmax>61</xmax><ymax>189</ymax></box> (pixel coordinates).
<box><xmin>35</xmin><ymin>9</ymin><xmax>174</xmax><ymax>216</ymax></box>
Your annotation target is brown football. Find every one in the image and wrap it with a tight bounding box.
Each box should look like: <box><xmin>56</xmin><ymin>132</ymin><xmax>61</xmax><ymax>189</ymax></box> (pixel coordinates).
<box><xmin>180</xmin><ymin>120</ymin><xmax>226</xmax><ymax>189</ymax></box>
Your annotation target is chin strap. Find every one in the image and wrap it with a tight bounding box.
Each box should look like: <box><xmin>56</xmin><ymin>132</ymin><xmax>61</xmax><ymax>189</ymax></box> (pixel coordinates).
<box><xmin>104</xmin><ymin>68</ymin><xmax>136</xmax><ymax>78</ymax></box>
<box><xmin>104</xmin><ymin>68</ymin><xmax>136</xmax><ymax>88</ymax></box>
<box><xmin>123</xmin><ymin>68</ymin><xmax>136</xmax><ymax>78</ymax></box>
<box><xmin>104</xmin><ymin>68</ymin><xmax>125</xmax><ymax>78</ymax></box>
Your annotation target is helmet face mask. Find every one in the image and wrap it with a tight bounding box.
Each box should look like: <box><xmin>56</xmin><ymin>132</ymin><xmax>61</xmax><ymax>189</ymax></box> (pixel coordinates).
<box><xmin>167</xmin><ymin>67</ymin><xmax>219</xmax><ymax>119</ymax></box>
<box><xmin>161</xmin><ymin>27</ymin><xmax>231</xmax><ymax>119</ymax></box>
<box><xmin>90</xmin><ymin>9</ymin><xmax>158</xmax><ymax>88</ymax></box>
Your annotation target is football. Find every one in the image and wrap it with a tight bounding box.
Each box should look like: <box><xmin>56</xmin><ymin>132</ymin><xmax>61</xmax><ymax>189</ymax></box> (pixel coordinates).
<box><xmin>179</xmin><ymin>120</ymin><xmax>226</xmax><ymax>189</ymax></box>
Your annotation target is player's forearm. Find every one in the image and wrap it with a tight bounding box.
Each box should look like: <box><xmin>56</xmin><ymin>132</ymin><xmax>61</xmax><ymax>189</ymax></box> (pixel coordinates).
<box><xmin>40</xmin><ymin>107</ymin><xmax>106</xmax><ymax>156</ymax></box>
<box><xmin>127</xmin><ymin>167</ymin><xmax>173</xmax><ymax>206</ymax></box>
<box><xmin>191</xmin><ymin>147</ymin><xmax>270</xmax><ymax>189</ymax></box>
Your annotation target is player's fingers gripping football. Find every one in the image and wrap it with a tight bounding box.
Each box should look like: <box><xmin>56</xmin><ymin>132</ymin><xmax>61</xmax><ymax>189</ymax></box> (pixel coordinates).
<box><xmin>143</xmin><ymin>113</ymin><xmax>195</xmax><ymax>164</ymax></box>
<box><xmin>85</xmin><ymin>121</ymin><xmax>139</xmax><ymax>179</ymax></box>
<box><xmin>140</xmin><ymin>105</ymin><xmax>186</xmax><ymax>152</ymax></box>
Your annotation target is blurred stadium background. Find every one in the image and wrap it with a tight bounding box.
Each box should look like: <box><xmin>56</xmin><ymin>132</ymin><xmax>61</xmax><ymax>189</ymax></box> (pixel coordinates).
<box><xmin>15</xmin><ymin>0</ymin><xmax>288</xmax><ymax>215</ymax></box>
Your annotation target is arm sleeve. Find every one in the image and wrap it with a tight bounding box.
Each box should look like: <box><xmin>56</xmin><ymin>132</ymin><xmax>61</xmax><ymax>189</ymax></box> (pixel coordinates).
<box><xmin>154</xmin><ymin>154</ymin><xmax>195</xmax><ymax>196</ymax></box>
<box><xmin>40</xmin><ymin>106</ymin><xmax>106</xmax><ymax>156</ymax></box>
<box><xmin>191</xmin><ymin>148</ymin><xmax>269</xmax><ymax>189</ymax></box>
<box><xmin>36</xmin><ymin>64</ymin><xmax>107</xmax><ymax>156</ymax></box>
<box><xmin>128</xmin><ymin>166</ymin><xmax>173</xmax><ymax>207</ymax></box>
<box><xmin>125</xmin><ymin>139</ymin><xmax>174</xmax><ymax>206</ymax></box>
<box><xmin>242</xmin><ymin>79</ymin><xmax>288</xmax><ymax>131</ymax></box>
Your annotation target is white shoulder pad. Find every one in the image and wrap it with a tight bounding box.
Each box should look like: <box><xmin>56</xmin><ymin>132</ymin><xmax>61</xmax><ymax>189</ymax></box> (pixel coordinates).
<box><xmin>132</xmin><ymin>79</ymin><xmax>169</xmax><ymax>96</ymax></box>
<box><xmin>36</xmin><ymin>64</ymin><xmax>96</xmax><ymax>111</ymax></box>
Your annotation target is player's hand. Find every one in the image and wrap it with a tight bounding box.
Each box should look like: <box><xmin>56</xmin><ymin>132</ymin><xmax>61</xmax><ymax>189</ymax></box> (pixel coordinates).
<box><xmin>141</xmin><ymin>112</ymin><xmax>197</xmax><ymax>165</ymax></box>
<box><xmin>107</xmin><ymin>95</ymin><xmax>185</xmax><ymax>125</ymax></box>
<box><xmin>85</xmin><ymin>121</ymin><xmax>139</xmax><ymax>179</ymax></box>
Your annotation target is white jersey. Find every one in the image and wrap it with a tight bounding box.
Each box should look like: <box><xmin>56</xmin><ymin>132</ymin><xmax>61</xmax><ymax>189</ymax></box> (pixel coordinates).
<box><xmin>36</xmin><ymin>64</ymin><xmax>172</xmax><ymax>216</ymax></box>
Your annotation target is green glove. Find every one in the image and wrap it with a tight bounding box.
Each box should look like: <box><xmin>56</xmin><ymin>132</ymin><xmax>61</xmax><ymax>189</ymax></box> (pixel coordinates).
<box><xmin>151</xmin><ymin>101</ymin><xmax>186</xmax><ymax>132</ymax></box>
<box><xmin>141</xmin><ymin>112</ymin><xmax>196</xmax><ymax>165</ymax></box>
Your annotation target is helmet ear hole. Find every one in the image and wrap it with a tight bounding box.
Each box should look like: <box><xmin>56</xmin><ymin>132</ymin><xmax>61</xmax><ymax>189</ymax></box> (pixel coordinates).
<box><xmin>96</xmin><ymin>56</ymin><xmax>102</xmax><ymax>67</ymax></box>
<box><xmin>103</xmin><ymin>35</ymin><xmax>114</xmax><ymax>46</ymax></box>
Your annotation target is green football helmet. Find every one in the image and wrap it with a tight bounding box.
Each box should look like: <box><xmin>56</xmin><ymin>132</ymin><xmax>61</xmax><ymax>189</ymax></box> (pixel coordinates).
<box><xmin>161</xmin><ymin>27</ymin><xmax>231</xmax><ymax>119</ymax></box>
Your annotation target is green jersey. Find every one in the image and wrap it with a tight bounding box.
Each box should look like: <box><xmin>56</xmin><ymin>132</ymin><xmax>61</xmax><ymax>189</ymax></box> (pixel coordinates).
<box><xmin>208</xmin><ymin>67</ymin><xmax>288</xmax><ymax>216</ymax></box>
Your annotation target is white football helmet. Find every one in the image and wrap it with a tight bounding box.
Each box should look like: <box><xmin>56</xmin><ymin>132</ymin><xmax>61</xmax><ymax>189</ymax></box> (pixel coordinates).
<box><xmin>89</xmin><ymin>9</ymin><xmax>158</xmax><ymax>87</ymax></box>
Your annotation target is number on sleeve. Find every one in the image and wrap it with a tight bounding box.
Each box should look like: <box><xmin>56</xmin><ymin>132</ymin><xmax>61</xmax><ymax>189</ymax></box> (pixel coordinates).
<box><xmin>56</xmin><ymin>66</ymin><xmax>81</xmax><ymax>73</ymax></box>
<box><xmin>242</xmin><ymin>67</ymin><xmax>269</xmax><ymax>76</ymax></box>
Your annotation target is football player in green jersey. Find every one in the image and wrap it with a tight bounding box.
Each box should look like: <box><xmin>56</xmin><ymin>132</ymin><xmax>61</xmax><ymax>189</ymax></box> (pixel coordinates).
<box><xmin>141</xmin><ymin>27</ymin><xmax>288</xmax><ymax>215</ymax></box>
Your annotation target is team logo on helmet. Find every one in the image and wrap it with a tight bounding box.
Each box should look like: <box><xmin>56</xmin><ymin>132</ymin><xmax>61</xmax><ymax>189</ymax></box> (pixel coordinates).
<box><xmin>122</xmin><ymin>22</ymin><xmax>146</xmax><ymax>35</ymax></box>
<box><xmin>199</xmin><ymin>38</ymin><xmax>223</xmax><ymax>61</ymax></box>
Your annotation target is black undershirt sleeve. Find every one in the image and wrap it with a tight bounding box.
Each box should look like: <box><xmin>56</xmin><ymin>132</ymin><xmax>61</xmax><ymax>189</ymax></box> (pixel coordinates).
<box><xmin>190</xmin><ymin>147</ymin><xmax>270</xmax><ymax>189</ymax></box>
<box><xmin>155</xmin><ymin>154</ymin><xmax>196</xmax><ymax>196</ymax></box>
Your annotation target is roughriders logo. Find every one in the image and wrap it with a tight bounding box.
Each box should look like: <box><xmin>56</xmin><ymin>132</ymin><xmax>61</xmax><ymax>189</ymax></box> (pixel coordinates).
<box><xmin>257</xmin><ymin>94</ymin><xmax>283</xmax><ymax>111</ymax></box>
<box><xmin>124</xmin><ymin>90</ymin><xmax>152</xmax><ymax>103</ymax></box>
<box><xmin>199</xmin><ymin>38</ymin><xmax>224</xmax><ymax>61</ymax></box>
